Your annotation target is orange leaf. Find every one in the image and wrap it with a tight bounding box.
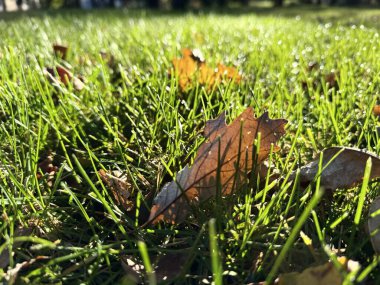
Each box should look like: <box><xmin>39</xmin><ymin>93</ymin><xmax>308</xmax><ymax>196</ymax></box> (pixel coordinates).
<box><xmin>373</xmin><ymin>105</ymin><xmax>380</xmax><ymax>117</ymax></box>
<box><xmin>170</xmin><ymin>48</ymin><xmax>241</xmax><ymax>91</ymax></box>
<box><xmin>148</xmin><ymin>108</ymin><xmax>287</xmax><ymax>224</ymax></box>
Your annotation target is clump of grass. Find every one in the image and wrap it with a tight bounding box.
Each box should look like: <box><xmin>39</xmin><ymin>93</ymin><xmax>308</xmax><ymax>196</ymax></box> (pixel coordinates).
<box><xmin>0</xmin><ymin>8</ymin><xmax>379</xmax><ymax>284</ymax></box>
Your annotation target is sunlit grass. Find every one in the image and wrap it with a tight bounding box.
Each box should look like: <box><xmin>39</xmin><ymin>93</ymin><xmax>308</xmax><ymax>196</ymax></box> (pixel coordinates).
<box><xmin>0</xmin><ymin>7</ymin><xmax>379</xmax><ymax>284</ymax></box>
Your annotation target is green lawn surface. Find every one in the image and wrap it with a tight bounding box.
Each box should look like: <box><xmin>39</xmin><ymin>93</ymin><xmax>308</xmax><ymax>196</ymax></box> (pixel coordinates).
<box><xmin>0</xmin><ymin>6</ymin><xmax>380</xmax><ymax>284</ymax></box>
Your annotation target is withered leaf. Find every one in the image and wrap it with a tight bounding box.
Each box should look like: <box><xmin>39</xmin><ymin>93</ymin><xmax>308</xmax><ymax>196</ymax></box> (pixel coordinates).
<box><xmin>170</xmin><ymin>48</ymin><xmax>241</xmax><ymax>91</ymax></box>
<box><xmin>368</xmin><ymin>196</ymin><xmax>380</xmax><ymax>254</ymax></box>
<box><xmin>53</xmin><ymin>44</ymin><xmax>68</xmax><ymax>60</ymax></box>
<box><xmin>99</xmin><ymin>169</ymin><xmax>133</xmax><ymax>211</ymax></box>
<box><xmin>373</xmin><ymin>105</ymin><xmax>380</xmax><ymax>117</ymax></box>
<box><xmin>0</xmin><ymin>226</ymin><xmax>33</xmax><ymax>269</ymax></box>
<box><xmin>44</xmin><ymin>66</ymin><xmax>84</xmax><ymax>91</ymax></box>
<box><xmin>279</xmin><ymin>257</ymin><xmax>359</xmax><ymax>285</ymax></box>
<box><xmin>120</xmin><ymin>255</ymin><xmax>144</xmax><ymax>284</ymax></box>
<box><xmin>36</xmin><ymin>153</ymin><xmax>58</xmax><ymax>187</ymax></box>
<box><xmin>148</xmin><ymin>108</ymin><xmax>287</xmax><ymax>224</ymax></box>
<box><xmin>295</xmin><ymin>147</ymin><xmax>380</xmax><ymax>190</ymax></box>
<box><xmin>155</xmin><ymin>251</ymin><xmax>190</xmax><ymax>282</ymax></box>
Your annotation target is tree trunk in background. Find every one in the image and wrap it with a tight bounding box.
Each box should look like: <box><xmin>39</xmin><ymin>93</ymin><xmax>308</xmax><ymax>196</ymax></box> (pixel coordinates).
<box><xmin>1</xmin><ymin>0</ymin><xmax>7</xmax><ymax>11</ymax></box>
<box><xmin>273</xmin><ymin>0</ymin><xmax>283</xmax><ymax>6</ymax></box>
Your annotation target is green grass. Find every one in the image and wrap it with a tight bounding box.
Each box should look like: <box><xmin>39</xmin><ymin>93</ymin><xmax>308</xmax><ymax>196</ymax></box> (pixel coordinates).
<box><xmin>0</xmin><ymin>7</ymin><xmax>379</xmax><ymax>284</ymax></box>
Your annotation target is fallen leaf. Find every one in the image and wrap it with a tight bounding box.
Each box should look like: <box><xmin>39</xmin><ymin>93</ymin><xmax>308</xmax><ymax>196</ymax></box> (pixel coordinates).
<box><xmin>324</xmin><ymin>72</ymin><xmax>338</xmax><ymax>88</ymax></box>
<box><xmin>148</xmin><ymin>108</ymin><xmax>287</xmax><ymax>224</ymax></box>
<box><xmin>215</xmin><ymin>63</ymin><xmax>242</xmax><ymax>83</ymax></box>
<box><xmin>120</xmin><ymin>255</ymin><xmax>144</xmax><ymax>283</ymax></box>
<box><xmin>170</xmin><ymin>48</ymin><xmax>241</xmax><ymax>91</ymax></box>
<box><xmin>3</xmin><ymin>256</ymin><xmax>49</xmax><ymax>285</ymax></box>
<box><xmin>294</xmin><ymin>147</ymin><xmax>380</xmax><ymax>190</ymax></box>
<box><xmin>99</xmin><ymin>169</ymin><xmax>133</xmax><ymax>211</ymax></box>
<box><xmin>0</xmin><ymin>226</ymin><xmax>33</xmax><ymax>269</ymax></box>
<box><xmin>36</xmin><ymin>152</ymin><xmax>59</xmax><ymax>187</ymax></box>
<box><xmin>373</xmin><ymin>105</ymin><xmax>380</xmax><ymax>117</ymax></box>
<box><xmin>155</xmin><ymin>251</ymin><xmax>190</xmax><ymax>282</ymax></box>
<box><xmin>368</xmin><ymin>196</ymin><xmax>380</xmax><ymax>254</ymax></box>
<box><xmin>276</xmin><ymin>257</ymin><xmax>359</xmax><ymax>285</ymax></box>
<box><xmin>53</xmin><ymin>44</ymin><xmax>68</xmax><ymax>60</ymax></box>
<box><xmin>44</xmin><ymin>66</ymin><xmax>84</xmax><ymax>91</ymax></box>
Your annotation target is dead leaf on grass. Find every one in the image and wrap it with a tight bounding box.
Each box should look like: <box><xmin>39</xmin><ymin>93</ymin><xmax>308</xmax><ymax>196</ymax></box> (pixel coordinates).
<box><xmin>368</xmin><ymin>196</ymin><xmax>380</xmax><ymax>254</ymax></box>
<box><xmin>250</xmin><ymin>257</ymin><xmax>359</xmax><ymax>285</ymax></box>
<box><xmin>3</xmin><ymin>256</ymin><xmax>49</xmax><ymax>285</ymax></box>
<box><xmin>170</xmin><ymin>48</ymin><xmax>241</xmax><ymax>91</ymax></box>
<box><xmin>53</xmin><ymin>44</ymin><xmax>68</xmax><ymax>60</ymax></box>
<box><xmin>120</xmin><ymin>255</ymin><xmax>144</xmax><ymax>284</ymax></box>
<box><xmin>36</xmin><ymin>152</ymin><xmax>59</xmax><ymax>187</ymax></box>
<box><xmin>373</xmin><ymin>105</ymin><xmax>380</xmax><ymax>117</ymax></box>
<box><xmin>276</xmin><ymin>257</ymin><xmax>359</xmax><ymax>285</ymax></box>
<box><xmin>155</xmin><ymin>251</ymin><xmax>190</xmax><ymax>282</ymax></box>
<box><xmin>148</xmin><ymin>108</ymin><xmax>287</xmax><ymax>224</ymax></box>
<box><xmin>0</xmin><ymin>226</ymin><xmax>33</xmax><ymax>269</ymax></box>
<box><xmin>44</xmin><ymin>66</ymin><xmax>84</xmax><ymax>91</ymax></box>
<box><xmin>294</xmin><ymin>147</ymin><xmax>380</xmax><ymax>190</ymax></box>
<box><xmin>99</xmin><ymin>169</ymin><xmax>133</xmax><ymax>211</ymax></box>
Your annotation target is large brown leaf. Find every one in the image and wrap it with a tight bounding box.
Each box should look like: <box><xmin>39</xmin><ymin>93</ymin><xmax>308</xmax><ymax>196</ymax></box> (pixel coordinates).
<box><xmin>295</xmin><ymin>147</ymin><xmax>380</xmax><ymax>190</ymax></box>
<box><xmin>148</xmin><ymin>108</ymin><xmax>287</xmax><ymax>224</ymax></box>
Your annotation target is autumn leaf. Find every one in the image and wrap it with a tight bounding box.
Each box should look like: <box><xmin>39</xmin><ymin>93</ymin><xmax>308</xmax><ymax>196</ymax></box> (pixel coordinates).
<box><xmin>368</xmin><ymin>196</ymin><xmax>380</xmax><ymax>254</ymax></box>
<box><xmin>148</xmin><ymin>108</ymin><xmax>287</xmax><ymax>224</ymax></box>
<box><xmin>294</xmin><ymin>147</ymin><xmax>380</xmax><ymax>190</ymax></box>
<box><xmin>99</xmin><ymin>169</ymin><xmax>133</xmax><ymax>211</ymax></box>
<box><xmin>36</xmin><ymin>152</ymin><xmax>59</xmax><ymax>187</ymax></box>
<box><xmin>170</xmin><ymin>48</ymin><xmax>241</xmax><ymax>91</ymax></box>
<box><xmin>275</xmin><ymin>257</ymin><xmax>359</xmax><ymax>285</ymax></box>
<box><xmin>44</xmin><ymin>66</ymin><xmax>84</xmax><ymax>91</ymax></box>
<box><xmin>373</xmin><ymin>105</ymin><xmax>380</xmax><ymax>117</ymax></box>
<box><xmin>53</xmin><ymin>44</ymin><xmax>68</xmax><ymax>60</ymax></box>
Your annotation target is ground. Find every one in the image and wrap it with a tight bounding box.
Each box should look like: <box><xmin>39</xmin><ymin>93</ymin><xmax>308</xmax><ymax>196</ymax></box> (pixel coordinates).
<box><xmin>0</xmin><ymin>6</ymin><xmax>379</xmax><ymax>285</ymax></box>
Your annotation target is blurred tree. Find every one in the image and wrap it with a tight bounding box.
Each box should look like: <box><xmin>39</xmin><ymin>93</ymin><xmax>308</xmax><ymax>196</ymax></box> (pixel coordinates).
<box><xmin>146</xmin><ymin>0</ymin><xmax>159</xmax><ymax>8</ymax></box>
<box><xmin>0</xmin><ymin>0</ymin><xmax>6</xmax><ymax>11</ymax></box>
<box><xmin>172</xmin><ymin>0</ymin><xmax>189</xmax><ymax>9</ymax></box>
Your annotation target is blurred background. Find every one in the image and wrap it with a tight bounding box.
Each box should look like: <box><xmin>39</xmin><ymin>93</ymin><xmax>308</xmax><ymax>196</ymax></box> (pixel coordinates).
<box><xmin>0</xmin><ymin>0</ymin><xmax>379</xmax><ymax>14</ymax></box>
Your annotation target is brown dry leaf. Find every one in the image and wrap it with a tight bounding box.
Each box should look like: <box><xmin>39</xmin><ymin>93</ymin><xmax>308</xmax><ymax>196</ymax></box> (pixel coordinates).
<box><xmin>324</xmin><ymin>72</ymin><xmax>338</xmax><ymax>88</ymax></box>
<box><xmin>368</xmin><ymin>196</ymin><xmax>380</xmax><ymax>254</ymax></box>
<box><xmin>3</xmin><ymin>256</ymin><xmax>49</xmax><ymax>285</ymax></box>
<box><xmin>36</xmin><ymin>153</ymin><xmax>59</xmax><ymax>187</ymax></box>
<box><xmin>99</xmin><ymin>169</ymin><xmax>133</xmax><ymax>211</ymax></box>
<box><xmin>170</xmin><ymin>48</ymin><xmax>241</xmax><ymax>91</ymax></box>
<box><xmin>0</xmin><ymin>226</ymin><xmax>33</xmax><ymax>269</ymax></box>
<box><xmin>155</xmin><ymin>251</ymin><xmax>190</xmax><ymax>282</ymax></box>
<box><xmin>44</xmin><ymin>66</ymin><xmax>84</xmax><ymax>91</ymax></box>
<box><xmin>373</xmin><ymin>105</ymin><xmax>380</xmax><ymax>117</ymax></box>
<box><xmin>53</xmin><ymin>44</ymin><xmax>68</xmax><ymax>60</ymax></box>
<box><xmin>276</xmin><ymin>257</ymin><xmax>359</xmax><ymax>285</ymax></box>
<box><xmin>148</xmin><ymin>108</ymin><xmax>287</xmax><ymax>224</ymax></box>
<box><xmin>295</xmin><ymin>147</ymin><xmax>380</xmax><ymax>190</ymax></box>
<box><xmin>120</xmin><ymin>255</ymin><xmax>144</xmax><ymax>284</ymax></box>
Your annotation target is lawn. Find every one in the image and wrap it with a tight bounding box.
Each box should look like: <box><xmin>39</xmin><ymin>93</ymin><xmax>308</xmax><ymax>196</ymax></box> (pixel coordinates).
<box><xmin>0</xmin><ymin>6</ymin><xmax>380</xmax><ymax>284</ymax></box>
